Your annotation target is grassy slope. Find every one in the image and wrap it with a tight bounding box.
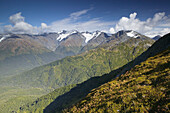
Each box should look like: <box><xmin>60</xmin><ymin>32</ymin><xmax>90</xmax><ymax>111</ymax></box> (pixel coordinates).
<box><xmin>17</xmin><ymin>84</ymin><xmax>76</xmax><ymax>113</ymax></box>
<box><xmin>21</xmin><ymin>33</ymin><xmax>169</xmax><ymax>113</ymax></box>
<box><xmin>15</xmin><ymin>38</ymin><xmax>154</xmax><ymax>113</ymax></box>
<box><xmin>0</xmin><ymin>87</ymin><xmax>50</xmax><ymax>113</ymax></box>
<box><xmin>66</xmin><ymin>48</ymin><xmax>170</xmax><ymax>113</ymax></box>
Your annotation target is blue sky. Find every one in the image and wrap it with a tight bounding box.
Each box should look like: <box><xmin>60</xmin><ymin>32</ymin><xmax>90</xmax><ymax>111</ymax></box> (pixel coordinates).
<box><xmin>0</xmin><ymin>0</ymin><xmax>170</xmax><ymax>37</ymax></box>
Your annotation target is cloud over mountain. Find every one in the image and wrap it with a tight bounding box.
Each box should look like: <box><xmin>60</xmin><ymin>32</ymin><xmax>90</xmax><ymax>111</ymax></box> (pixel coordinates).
<box><xmin>110</xmin><ymin>12</ymin><xmax>170</xmax><ymax>37</ymax></box>
<box><xmin>9</xmin><ymin>12</ymin><xmax>25</xmax><ymax>25</ymax></box>
<box><xmin>3</xmin><ymin>12</ymin><xmax>37</xmax><ymax>34</ymax></box>
<box><xmin>0</xmin><ymin>9</ymin><xmax>169</xmax><ymax>37</ymax></box>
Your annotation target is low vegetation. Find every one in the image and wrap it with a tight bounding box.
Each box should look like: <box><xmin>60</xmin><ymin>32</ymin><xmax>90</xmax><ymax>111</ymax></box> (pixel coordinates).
<box><xmin>66</xmin><ymin>48</ymin><xmax>170</xmax><ymax>113</ymax></box>
<box><xmin>0</xmin><ymin>86</ymin><xmax>49</xmax><ymax>113</ymax></box>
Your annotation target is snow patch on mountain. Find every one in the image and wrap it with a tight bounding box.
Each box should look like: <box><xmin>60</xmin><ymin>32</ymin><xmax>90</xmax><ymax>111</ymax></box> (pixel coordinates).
<box><xmin>57</xmin><ymin>30</ymin><xmax>77</xmax><ymax>41</ymax></box>
<box><xmin>126</xmin><ymin>31</ymin><xmax>139</xmax><ymax>38</ymax></box>
<box><xmin>93</xmin><ymin>31</ymin><xmax>102</xmax><ymax>39</ymax></box>
<box><xmin>82</xmin><ymin>31</ymin><xmax>101</xmax><ymax>43</ymax></box>
<box><xmin>82</xmin><ymin>32</ymin><xmax>93</xmax><ymax>43</ymax></box>
<box><xmin>0</xmin><ymin>35</ymin><xmax>10</xmax><ymax>42</ymax></box>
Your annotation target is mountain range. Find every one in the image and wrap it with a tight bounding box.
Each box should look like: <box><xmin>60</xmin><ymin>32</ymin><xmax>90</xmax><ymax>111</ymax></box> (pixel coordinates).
<box><xmin>0</xmin><ymin>30</ymin><xmax>154</xmax><ymax>77</ymax></box>
<box><xmin>0</xmin><ymin>30</ymin><xmax>169</xmax><ymax>113</ymax></box>
<box><xmin>1</xmin><ymin>30</ymin><xmax>154</xmax><ymax>88</ymax></box>
<box><xmin>17</xmin><ymin>33</ymin><xmax>170</xmax><ymax>113</ymax></box>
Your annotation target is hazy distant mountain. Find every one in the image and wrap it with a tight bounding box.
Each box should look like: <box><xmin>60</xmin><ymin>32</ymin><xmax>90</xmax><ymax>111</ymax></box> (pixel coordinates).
<box><xmin>153</xmin><ymin>35</ymin><xmax>161</xmax><ymax>40</ymax></box>
<box><xmin>0</xmin><ymin>34</ymin><xmax>59</xmax><ymax>76</ymax></box>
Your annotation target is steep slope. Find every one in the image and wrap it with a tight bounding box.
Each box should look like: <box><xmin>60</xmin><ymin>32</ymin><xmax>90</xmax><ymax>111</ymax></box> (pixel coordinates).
<box><xmin>26</xmin><ymin>33</ymin><xmax>60</xmax><ymax>51</ymax></box>
<box><xmin>55</xmin><ymin>32</ymin><xmax>86</xmax><ymax>58</ymax></box>
<box><xmin>66</xmin><ymin>47</ymin><xmax>170</xmax><ymax>113</ymax></box>
<box><xmin>125</xmin><ymin>33</ymin><xmax>170</xmax><ymax>71</ymax></box>
<box><xmin>44</xmin><ymin>33</ymin><xmax>170</xmax><ymax>113</ymax></box>
<box><xmin>81</xmin><ymin>32</ymin><xmax>109</xmax><ymax>52</ymax></box>
<box><xmin>109</xmin><ymin>30</ymin><xmax>152</xmax><ymax>43</ymax></box>
<box><xmin>0</xmin><ymin>34</ymin><xmax>49</xmax><ymax>60</ymax></box>
<box><xmin>81</xmin><ymin>30</ymin><xmax>152</xmax><ymax>53</ymax></box>
<box><xmin>0</xmin><ymin>35</ymin><xmax>58</xmax><ymax>76</ymax></box>
<box><xmin>16</xmin><ymin>38</ymin><xmax>156</xmax><ymax>113</ymax></box>
<box><xmin>5</xmin><ymin>37</ymin><xmax>154</xmax><ymax>89</ymax></box>
<box><xmin>17</xmin><ymin>84</ymin><xmax>76</xmax><ymax>113</ymax></box>
<box><xmin>17</xmin><ymin>33</ymin><xmax>169</xmax><ymax>113</ymax></box>
<box><xmin>81</xmin><ymin>31</ymin><xmax>102</xmax><ymax>43</ymax></box>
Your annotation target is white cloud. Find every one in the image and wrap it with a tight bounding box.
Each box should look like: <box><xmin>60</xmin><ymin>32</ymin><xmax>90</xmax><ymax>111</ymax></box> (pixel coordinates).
<box><xmin>70</xmin><ymin>8</ymin><xmax>92</xmax><ymax>20</ymax></box>
<box><xmin>1</xmin><ymin>9</ymin><xmax>115</xmax><ymax>34</ymax></box>
<box><xmin>129</xmin><ymin>12</ymin><xmax>137</xmax><ymax>19</ymax></box>
<box><xmin>111</xmin><ymin>12</ymin><xmax>170</xmax><ymax>37</ymax></box>
<box><xmin>144</xmin><ymin>28</ymin><xmax>170</xmax><ymax>37</ymax></box>
<box><xmin>0</xmin><ymin>10</ymin><xmax>169</xmax><ymax>37</ymax></box>
<box><xmin>0</xmin><ymin>23</ymin><xmax>3</xmax><ymax>34</ymax></box>
<box><xmin>49</xmin><ymin>18</ymin><xmax>115</xmax><ymax>32</ymax></box>
<box><xmin>114</xmin><ymin>12</ymin><xmax>152</xmax><ymax>33</ymax></box>
<box><xmin>41</xmin><ymin>23</ymin><xmax>47</xmax><ymax>28</ymax></box>
<box><xmin>4</xmin><ymin>22</ymin><xmax>37</xmax><ymax>34</ymax></box>
<box><xmin>3</xmin><ymin>12</ymin><xmax>38</xmax><ymax>34</ymax></box>
<box><xmin>109</xmin><ymin>27</ymin><xmax>115</xmax><ymax>34</ymax></box>
<box><xmin>48</xmin><ymin>9</ymin><xmax>115</xmax><ymax>32</ymax></box>
<box><xmin>9</xmin><ymin>12</ymin><xmax>25</xmax><ymax>25</ymax></box>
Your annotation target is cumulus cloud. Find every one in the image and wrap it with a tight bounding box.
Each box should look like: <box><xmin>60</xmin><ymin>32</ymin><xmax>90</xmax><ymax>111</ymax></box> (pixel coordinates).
<box><xmin>109</xmin><ymin>27</ymin><xmax>115</xmax><ymax>34</ymax></box>
<box><xmin>110</xmin><ymin>12</ymin><xmax>170</xmax><ymax>37</ymax></box>
<box><xmin>9</xmin><ymin>12</ymin><xmax>25</xmax><ymax>25</ymax></box>
<box><xmin>38</xmin><ymin>23</ymin><xmax>49</xmax><ymax>33</ymax></box>
<box><xmin>3</xmin><ymin>12</ymin><xmax>38</xmax><ymax>34</ymax></box>
<box><xmin>114</xmin><ymin>12</ymin><xmax>152</xmax><ymax>33</ymax></box>
<box><xmin>41</xmin><ymin>23</ymin><xmax>48</xmax><ymax>28</ymax></box>
<box><xmin>4</xmin><ymin>22</ymin><xmax>36</xmax><ymax>34</ymax></box>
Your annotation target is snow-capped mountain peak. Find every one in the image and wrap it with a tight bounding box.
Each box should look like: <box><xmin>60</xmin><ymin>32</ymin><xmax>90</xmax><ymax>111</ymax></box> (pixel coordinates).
<box><xmin>82</xmin><ymin>31</ymin><xmax>101</xmax><ymax>43</ymax></box>
<box><xmin>0</xmin><ymin>34</ymin><xmax>11</xmax><ymax>42</ymax></box>
<box><xmin>57</xmin><ymin>30</ymin><xmax>78</xmax><ymax>41</ymax></box>
<box><xmin>126</xmin><ymin>30</ymin><xmax>140</xmax><ymax>38</ymax></box>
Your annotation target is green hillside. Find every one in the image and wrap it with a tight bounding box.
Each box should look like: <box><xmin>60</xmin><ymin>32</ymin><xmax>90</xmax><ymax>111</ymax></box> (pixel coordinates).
<box><xmin>17</xmin><ymin>33</ymin><xmax>169</xmax><ymax>113</ymax></box>
<box><xmin>6</xmin><ymin>38</ymin><xmax>153</xmax><ymax>89</ymax></box>
<box><xmin>66</xmin><ymin>47</ymin><xmax>170</xmax><ymax>113</ymax></box>
<box><xmin>17</xmin><ymin>84</ymin><xmax>76</xmax><ymax>113</ymax></box>
<box><xmin>0</xmin><ymin>36</ymin><xmax>58</xmax><ymax>77</ymax></box>
<box><xmin>0</xmin><ymin>86</ymin><xmax>51</xmax><ymax>113</ymax></box>
<box><xmin>11</xmin><ymin>37</ymin><xmax>153</xmax><ymax>113</ymax></box>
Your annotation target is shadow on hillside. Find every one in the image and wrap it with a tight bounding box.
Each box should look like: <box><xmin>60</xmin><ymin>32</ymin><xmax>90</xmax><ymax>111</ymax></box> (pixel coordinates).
<box><xmin>44</xmin><ymin>67</ymin><xmax>122</xmax><ymax>113</ymax></box>
<box><xmin>44</xmin><ymin>33</ymin><xmax>170</xmax><ymax>113</ymax></box>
